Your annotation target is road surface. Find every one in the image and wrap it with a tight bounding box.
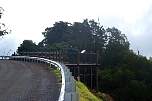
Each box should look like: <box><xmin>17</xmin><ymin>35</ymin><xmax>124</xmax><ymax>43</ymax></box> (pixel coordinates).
<box><xmin>0</xmin><ymin>60</ymin><xmax>60</xmax><ymax>101</ymax></box>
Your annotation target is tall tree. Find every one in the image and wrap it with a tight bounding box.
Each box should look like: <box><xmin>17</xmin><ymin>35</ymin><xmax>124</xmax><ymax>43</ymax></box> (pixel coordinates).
<box><xmin>17</xmin><ymin>40</ymin><xmax>38</xmax><ymax>54</ymax></box>
<box><xmin>42</xmin><ymin>21</ymin><xmax>71</xmax><ymax>47</ymax></box>
<box><xmin>40</xmin><ymin>19</ymin><xmax>107</xmax><ymax>52</ymax></box>
<box><xmin>103</xmin><ymin>27</ymin><xmax>130</xmax><ymax>66</ymax></box>
<box><xmin>89</xmin><ymin>20</ymin><xmax>106</xmax><ymax>51</ymax></box>
<box><xmin>70</xmin><ymin>20</ymin><xmax>92</xmax><ymax>50</ymax></box>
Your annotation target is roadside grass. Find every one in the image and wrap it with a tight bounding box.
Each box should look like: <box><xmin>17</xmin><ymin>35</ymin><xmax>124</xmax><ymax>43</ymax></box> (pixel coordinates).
<box><xmin>53</xmin><ymin>68</ymin><xmax>62</xmax><ymax>82</ymax></box>
<box><xmin>49</xmin><ymin>65</ymin><xmax>102</xmax><ymax>101</ymax></box>
<box><xmin>48</xmin><ymin>65</ymin><xmax>62</xmax><ymax>82</ymax></box>
<box><xmin>76</xmin><ymin>81</ymin><xmax>103</xmax><ymax>101</ymax></box>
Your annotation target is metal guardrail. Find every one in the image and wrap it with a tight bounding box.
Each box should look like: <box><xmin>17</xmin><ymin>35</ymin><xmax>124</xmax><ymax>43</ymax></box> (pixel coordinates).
<box><xmin>0</xmin><ymin>56</ymin><xmax>79</xmax><ymax>101</ymax></box>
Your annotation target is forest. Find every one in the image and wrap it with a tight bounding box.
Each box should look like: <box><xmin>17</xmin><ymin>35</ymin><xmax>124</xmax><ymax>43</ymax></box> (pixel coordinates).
<box><xmin>17</xmin><ymin>19</ymin><xmax>152</xmax><ymax>101</ymax></box>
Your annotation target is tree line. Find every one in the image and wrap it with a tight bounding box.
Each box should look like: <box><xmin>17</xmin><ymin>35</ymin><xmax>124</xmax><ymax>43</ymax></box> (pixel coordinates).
<box><xmin>17</xmin><ymin>19</ymin><xmax>152</xmax><ymax>101</ymax></box>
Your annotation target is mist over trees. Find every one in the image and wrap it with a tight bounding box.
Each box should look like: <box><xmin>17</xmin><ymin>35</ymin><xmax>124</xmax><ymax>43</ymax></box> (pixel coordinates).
<box><xmin>17</xmin><ymin>19</ymin><xmax>152</xmax><ymax>101</ymax></box>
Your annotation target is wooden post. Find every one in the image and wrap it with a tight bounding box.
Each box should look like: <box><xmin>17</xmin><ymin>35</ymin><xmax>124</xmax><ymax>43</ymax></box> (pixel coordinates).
<box><xmin>59</xmin><ymin>50</ymin><xmax>60</xmax><ymax>62</ymax></box>
<box><xmin>91</xmin><ymin>66</ymin><xmax>93</xmax><ymax>89</ymax></box>
<box><xmin>55</xmin><ymin>50</ymin><xmax>57</xmax><ymax>60</ymax></box>
<box><xmin>96</xmin><ymin>50</ymin><xmax>99</xmax><ymax>91</ymax></box>
<box><xmin>77</xmin><ymin>52</ymin><xmax>80</xmax><ymax>81</ymax></box>
<box><xmin>84</xmin><ymin>67</ymin><xmax>86</xmax><ymax>86</ymax></box>
<box><xmin>96</xmin><ymin>66</ymin><xmax>99</xmax><ymax>91</ymax></box>
<box><xmin>73</xmin><ymin>67</ymin><xmax>75</xmax><ymax>77</ymax></box>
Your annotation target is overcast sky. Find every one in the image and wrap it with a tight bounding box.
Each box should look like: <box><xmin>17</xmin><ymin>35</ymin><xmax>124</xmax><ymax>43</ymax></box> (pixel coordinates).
<box><xmin>0</xmin><ymin>0</ymin><xmax>152</xmax><ymax>57</ymax></box>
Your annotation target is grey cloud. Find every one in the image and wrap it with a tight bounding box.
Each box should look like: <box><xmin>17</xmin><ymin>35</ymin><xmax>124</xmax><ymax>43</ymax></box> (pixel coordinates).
<box><xmin>130</xmin><ymin>7</ymin><xmax>152</xmax><ymax>57</ymax></box>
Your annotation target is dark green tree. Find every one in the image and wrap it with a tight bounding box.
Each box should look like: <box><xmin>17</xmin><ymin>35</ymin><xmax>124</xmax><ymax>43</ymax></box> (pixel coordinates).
<box><xmin>100</xmin><ymin>53</ymin><xmax>152</xmax><ymax>101</ymax></box>
<box><xmin>70</xmin><ymin>20</ymin><xmax>92</xmax><ymax>50</ymax></box>
<box><xmin>149</xmin><ymin>57</ymin><xmax>152</xmax><ymax>62</ymax></box>
<box><xmin>41</xmin><ymin>21</ymin><xmax>71</xmax><ymax>48</ymax></box>
<box><xmin>103</xmin><ymin>27</ymin><xmax>130</xmax><ymax>66</ymax></box>
<box><xmin>17</xmin><ymin>40</ymin><xmax>38</xmax><ymax>54</ymax></box>
<box><xmin>39</xmin><ymin>19</ymin><xmax>106</xmax><ymax>52</ymax></box>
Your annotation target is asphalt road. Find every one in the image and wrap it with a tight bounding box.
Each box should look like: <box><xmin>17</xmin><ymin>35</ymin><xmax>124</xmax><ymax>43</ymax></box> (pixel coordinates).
<box><xmin>0</xmin><ymin>60</ymin><xmax>60</xmax><ymax>101</ymax></box>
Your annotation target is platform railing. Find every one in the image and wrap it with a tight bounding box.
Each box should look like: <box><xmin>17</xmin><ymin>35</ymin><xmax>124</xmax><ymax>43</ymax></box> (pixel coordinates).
<box><xmin>0</xmin><ymin>56</ymin><xmax>79</xmax><ymax>101</ymax></box>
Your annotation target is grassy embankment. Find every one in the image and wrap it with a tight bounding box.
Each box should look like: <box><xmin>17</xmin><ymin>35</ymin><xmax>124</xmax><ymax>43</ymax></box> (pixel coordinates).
<box><xmin>76</xmin><ymin>81</ymin><xmax>102</xmax><ymax>101</ymax></box>
<box><xmin>50</xmin><ymin>66</ymin><xmax>103</xmax><ymax>101</ymax></box>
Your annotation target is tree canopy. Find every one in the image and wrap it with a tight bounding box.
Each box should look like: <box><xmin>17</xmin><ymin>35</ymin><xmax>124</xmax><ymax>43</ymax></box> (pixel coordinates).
<box><xmin>17</xmin><ymin>40</ymin><xmax>38</xmax><ymax>53</ymax></box>
<box><xmin>40</xmin><ymin>19</ymin><xmax>122</xmax><ymax>53</ymax></box>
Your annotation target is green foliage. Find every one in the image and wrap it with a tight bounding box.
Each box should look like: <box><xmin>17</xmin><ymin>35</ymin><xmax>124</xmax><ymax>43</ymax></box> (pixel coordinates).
<box><xmin>149</xmin><ymin>57</ymin><xmax>152</xmax><ymax>62</ymax></box>
<box><xmin>42</xmin><ymin>21</ymin><xmax>71</xmax><ymax>46</ymax></box>
<box><xmin>51</xmin><ymin>67</ymin><xmax>62</xmax><ymax>82</ymax></box>
<box><xmin>103</xmin><ymin>27</ymin><xmax>130</xmax><ymax>66</ymax></box>
<box><xmin>17</xmin><ymin>40</ymin><xmax>38</xmax><ymax>53</ymax></box>
<box><xmin>39</xmin><ymin>19</ymin><xmax>106</xmax><ymax>52</ymax></box>
<box><xmin>101</xmin><ymin>54</ymin><xmax>152</xmax><ymax>101</ymax></box>
<box><xmin>76</xmin><ymin>81</ymin><xmax>102</xmax><ymax>101</ymax></box>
